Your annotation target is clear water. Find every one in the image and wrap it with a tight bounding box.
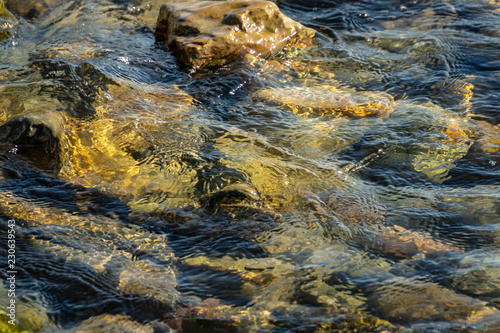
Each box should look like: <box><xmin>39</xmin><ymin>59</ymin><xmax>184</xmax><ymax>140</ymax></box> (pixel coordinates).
<box><xmin>0</xmin><ymin>0</ymin><xmax>499</xmax><ymax>331</ymax></box>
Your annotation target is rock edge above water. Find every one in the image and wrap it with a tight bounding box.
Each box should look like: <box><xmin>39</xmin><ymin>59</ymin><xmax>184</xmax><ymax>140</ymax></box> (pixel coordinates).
<box><xmin>154</xmin><ymin>0</ymin><xmax>315</xmax><ymax>70</ymax></box>
<box><xmin>0</xmin><ymin>112</ymin><xmax>67</xmax><ymax>175</ymax></box>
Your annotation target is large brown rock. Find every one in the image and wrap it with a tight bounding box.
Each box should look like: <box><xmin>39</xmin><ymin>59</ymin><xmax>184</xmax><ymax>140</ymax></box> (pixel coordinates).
<box><xmin>154</xmin><ymin>0</ymin><xmax>315</xmax><ymax>70</ymax></box>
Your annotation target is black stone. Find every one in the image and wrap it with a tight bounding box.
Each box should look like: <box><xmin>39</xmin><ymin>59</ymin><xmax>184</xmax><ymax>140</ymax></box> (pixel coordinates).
<box><xmin>0</xmin><ymin>113</ymin><xmax>66</xmax><ymax>175</ymax></box>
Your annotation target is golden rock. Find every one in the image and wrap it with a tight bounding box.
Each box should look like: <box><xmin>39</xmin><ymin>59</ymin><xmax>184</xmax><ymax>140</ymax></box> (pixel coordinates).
<box><xmin>155</xmin><ymin>0</ymin><xmax>315</xmax><ymax>70</ymax></box>
<box><xmin>253</xmin><ymin>85</ymin><xmax>394</xmax><ymax>118</ymax></box>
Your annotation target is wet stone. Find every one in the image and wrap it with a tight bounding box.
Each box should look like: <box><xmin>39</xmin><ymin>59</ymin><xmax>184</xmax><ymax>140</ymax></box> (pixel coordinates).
<box><xmin>62</xmin><ymin>84</ymin><xmax>199</xmax><ymax>204</ymax></box>
<box><xmin>0</xmin><ymin>283</ymin><xmax>59</xmax><ymax>332</ymax></box>
<box><xmin>154</xmin><ymin>0</ymin><xmax>315</xmax><ymax>70</ymax></box>
<box><xmin>0</xmin><ymin>0</ymin><xmax>16</xmax><ymax>42</ymax></box>
<box><xmin>243</xmin><ymin>53</ymin><xmax>337</xmax><ymax>84</ymax></box>
<box><xmin>446</xmin><ymin>251</ymin><xmax>500</xmax><ymax>298</ymax></box>
<box><xmin>348</xmin><ymin>101</ymin><xmax>474</xmax><ymax>183</ymax></box>
<box><xmin>252</xmin><ymin>85</ymin><xmax>394</xmax><ymax>118</ymax></box>
<box><xmin>476</xmin><ymin>120</ymin><xmax>500</xmax><ymax>155</ymax></box>
<box><xmin>367</xmin><ymin>276</ymin><xmax>499</xmax><ymax>326</ymax></box>
<box><xmin>66</xmin><ymin>314</ymin><xmax>168</xmax><ymax>333</ymax></box>
<box><xmin>118</xmin><ymin>259</ymin><xmax>179</xmax><ymax>305</ymax></box>
<box><xmin>4</xmin><ymin>0</ymin><xmax>60</xmax><ymax>19</ymax></box>
<box><xmin>379</xmin><ymin>2</ymin><xmax>458</xmax><ymax>30</ymax></box>
<box><xmin>0</xmin><ymin>111</ymin><xmax>67</xmax><ymax>175</ymax></box>
<box><xmin>359</xmin><ymin>225</ymin><xmax>463</xmax><ymax>259</ymax></box>
<box><xmin>0</xmin><ymin>189</ymin><xmax>181</xmax><ymax>311</ymax></box>
<box><xmin>200</xmin><ymin>182</ymin><xmax>261</xmax><ymax>213</ymax></box>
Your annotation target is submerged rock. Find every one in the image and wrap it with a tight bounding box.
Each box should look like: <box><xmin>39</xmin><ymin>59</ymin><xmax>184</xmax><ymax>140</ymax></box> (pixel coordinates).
<box><xmin>0</xmin><ymin>283</ymin><xmax>59</xmax><ymax>332</ymax></box>
<box><xmin>367</xmin><ymin>276</ymin><xmax>499</xmax><ymax>327</ymax></box>
<box><xmin>0</xmin><ymin>111</ymin><xmax>67</xmax><ymax>175</ymax></box>
<box><xmin>445</xmin><ymin>251</ymin><xmax>500</xmax><ymax>298</ymax></box>
<box><xmin>62</xmin><ymin>84</ymin><xmax>199</xmax><ymax>203</ymax></box>
<box><xmin>252</xmin><ymin>85</ymin><xmax>394</xmax><ymax>118</ymax></box>
<box><xmin>66</xmin><ymin>314</ymin><xmax>171</xmax><ymax>333</ymax></box>
<box><xmin>154</xmin><ymin>0</ymin><xmax>315</xmax><ymax>70</ymax></box>
<box><xmin>475</xmin><ymin>120</ymin><xmax>500</xmax><ymax>155</ymax></box>
<box><xmin>379</xmin><ymin>2</ymin><xmax>458</xmax><ymax>30</ymax></box>
<box><xmin>360</xmin><ymin>224</ymin><xmax>462</xmax><ymax>259</ymax></box>
<box><xmin>0</xmin><ymin>186</ymin><xmax>181</xmax><ymax>327</ymax></box>
<box><xmin>0</xmin><ymin>0</ymin><xmax>16</xmax><ymax>42</ymax></box>
<box><xmin>4</xmin><ymin>0</ymin><xmax>60</xmax><ymax>19</ymax></box>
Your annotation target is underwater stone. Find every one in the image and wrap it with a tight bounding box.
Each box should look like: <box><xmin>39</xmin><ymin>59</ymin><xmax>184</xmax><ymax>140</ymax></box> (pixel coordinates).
<box><xmin>358</xmin><ymin>224</ymin><xmax>462</xmax><ymax>259</ymax></box>
<box><xmin>446</xmin><ymin>252</ymin><xmax>500</xmax><ymax>298</ymax></box>
<box><xmin>379</xmin><ymin>2</ymin><xmax>457</xmax><ymax>30</ymax></box>
<box><xmin>154</xmin><ymin>0</ymin><xmax>315</xmax><ymax>70</ymax></box>
<box><xmin>253</xmin><ymin>85</ymin><xmax>394</xmax><ymax>118</ymax></box>
<box><xmin>4</xmin><ymin>0</ymin><xmax>60</xmax><ymax>19</ymax></box>
<box><xmin>0</xmin><ymin>111</ymin><xmax>67</xmax><ymax>175</ymax></box>
<box><xmin>0</xmin><ymin>0</ymin><xmax>16</xmax><ymax>42</ymax></box>
<box><xmin>200</xmin><ymin>183</ymin><xmax>261</xmax><ymax>213</ymax></box>
<box><xmin>476</xmin><ymin>120</ymin><xmax>500</xmax><ymax>155</ymax></box>
<box><xmin>67</xmin><ymin>314</ymin><xmax>160</xmax><ymax>333</ymax></box>
<box><xmin>367</xmin><ymin>276</ymin><xmax>499</xmax><ymax>325</ymax></box>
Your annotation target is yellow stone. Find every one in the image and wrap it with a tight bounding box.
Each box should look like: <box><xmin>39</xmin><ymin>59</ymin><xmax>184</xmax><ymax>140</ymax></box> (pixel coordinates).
<box><xmin>60</xmin><ymin>84</ymin><xmax>197</xmax><ymax>205</ymax></box>
<box><xmin>253</xmin><ymin>85</ymin><xmax>394</xmax><ymax>118</ymax></box>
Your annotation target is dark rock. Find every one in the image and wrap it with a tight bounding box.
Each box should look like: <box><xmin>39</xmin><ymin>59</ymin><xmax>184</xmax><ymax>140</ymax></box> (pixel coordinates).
<box><xmin>0</xmin><ymin>111</ymin><xmax>67</xmax><ymax>175</ymax></box>
<box><xmin>0</xmin><ymin>0</ymin><xmax>16</xmax><ymax>41</ymax></box>
<box><xmin>367</xmin><ymin>277</ymin><xmax>498</xmax><ymax>325</ymax></box>
<box><xmin>4</xmin><ymin>0</ymin><xmax>60</xmax><ymax>19</ymax></box>
<box><xmin>201</xmin><ymin>183</ymin><xmax>261</xmax><ymax>213</ymax></box>
<box><xmin>445</xmin><ymin>252</ymin><xmax>500</xmax><ymax>298</ymax></box>
<box><xmin>154</xmin><ymin>0</ymin><xmax>315</xmax><ymax>70</ymax></box>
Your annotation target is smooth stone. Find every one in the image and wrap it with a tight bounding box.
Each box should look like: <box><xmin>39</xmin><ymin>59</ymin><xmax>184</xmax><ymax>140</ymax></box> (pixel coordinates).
<box><xmin>252</xmin><ymin>85</ymin><xmax>394</xmax><ymax>118</ymax></box>
<box><xmin>367</xmin><ymin>276</ymin><xmax>499</xmax><ymax>325</ymax></box>
<box><xmin>446</xmin><ymin>251</ymin><xmax>500</xmax><ymax>298</ymax></box>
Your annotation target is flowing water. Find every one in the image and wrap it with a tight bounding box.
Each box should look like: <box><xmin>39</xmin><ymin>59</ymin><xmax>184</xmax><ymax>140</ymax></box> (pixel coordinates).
<box><xmin>0</xmin><ymin>0</ymin><xmax>499</xmax><ymax>331</ymax></box>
